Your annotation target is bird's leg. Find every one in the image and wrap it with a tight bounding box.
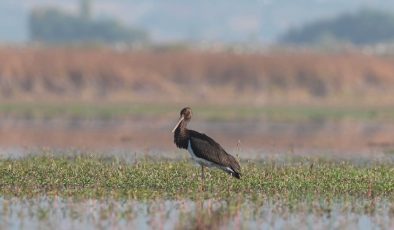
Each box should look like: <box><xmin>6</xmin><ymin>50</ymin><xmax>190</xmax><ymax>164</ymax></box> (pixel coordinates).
<box><xmin>201</xmin><ymin>165</ymin><xmax>205</xmax><ymax>191</ymax></box>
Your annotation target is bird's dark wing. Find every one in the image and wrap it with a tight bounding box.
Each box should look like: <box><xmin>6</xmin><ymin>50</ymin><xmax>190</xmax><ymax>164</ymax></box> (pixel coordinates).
<box><xmin>189</xmin><ymin>130</ymin><xmax>241</xmax><ymax>174</ymax></box>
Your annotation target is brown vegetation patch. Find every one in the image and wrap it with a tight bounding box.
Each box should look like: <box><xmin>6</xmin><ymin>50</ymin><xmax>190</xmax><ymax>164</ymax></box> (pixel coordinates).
<box><xmin>0</xmin><ymin>47</ymin><xmax>394</xmax><ymax>104</ymax></box>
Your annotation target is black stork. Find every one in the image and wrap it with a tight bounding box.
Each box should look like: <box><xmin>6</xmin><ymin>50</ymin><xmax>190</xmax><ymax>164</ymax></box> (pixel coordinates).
<box><xmin>172</xmin><ymin>107</ymin><xmax>241</xmax><ymax>181</ymax></box>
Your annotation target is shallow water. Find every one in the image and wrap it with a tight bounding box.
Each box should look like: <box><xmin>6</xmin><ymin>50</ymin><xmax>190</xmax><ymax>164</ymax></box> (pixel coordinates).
<box><xmin>0</xmin><ymin>197</ymin><xmax>393</xmax><ymax>230</ymax></box>
<box><xmin>1</xmin><ymin>118</ymin><xmax>394</xmax><ymax>152</ymax></box>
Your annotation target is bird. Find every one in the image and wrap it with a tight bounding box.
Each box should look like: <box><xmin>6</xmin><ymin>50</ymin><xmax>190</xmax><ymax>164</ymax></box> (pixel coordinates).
<box><xmin>172</xmin><ymin>107</ymin><xmax>241</xmax><ymax>182</ymax></box>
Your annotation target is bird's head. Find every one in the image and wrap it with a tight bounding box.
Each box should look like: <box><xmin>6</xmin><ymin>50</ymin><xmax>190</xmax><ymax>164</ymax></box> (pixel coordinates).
<box><xmin>180</xmin><ymin>107</ymin><xmax>192</xmax><ymax>121</ymax></box>
<box><xmin>172</xmin><ymin>107</ymin><xmax>192</xmax><ymax>133</ymax></box>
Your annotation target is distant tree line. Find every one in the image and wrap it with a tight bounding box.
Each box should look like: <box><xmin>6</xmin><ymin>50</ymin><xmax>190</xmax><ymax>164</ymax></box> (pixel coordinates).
<box><xmin>29</xmin><ymin>7</ymin><xmax>149</xmax><ymax>44</ymax></box>
<box><xmin>280</xmin><ymin>9</ymin><xmax>394</xmax><ymax>45</ymax></box>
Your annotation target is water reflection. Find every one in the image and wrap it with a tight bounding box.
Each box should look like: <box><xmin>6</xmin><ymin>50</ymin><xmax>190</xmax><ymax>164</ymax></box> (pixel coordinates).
<box><xmin>0</xmin><ymin>197</ymin><xmax>392</xmax><ymax>230</ymax></box>
<box><xmin>0</xmin><ymin>118</ymin><xmax>394</xmax><ymax>155</ymax></box>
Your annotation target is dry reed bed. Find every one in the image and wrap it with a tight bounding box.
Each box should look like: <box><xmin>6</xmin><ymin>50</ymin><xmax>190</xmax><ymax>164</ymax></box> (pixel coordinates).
<box><xmin>1</xmin><ymin>47</ymin><xmax>394</xmax><ymax>104</ymax></box>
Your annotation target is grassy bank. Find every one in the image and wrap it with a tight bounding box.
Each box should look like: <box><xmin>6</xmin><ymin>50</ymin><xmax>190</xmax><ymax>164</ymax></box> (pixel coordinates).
<box><xmin>0</xmin><ymin>156</ymin><xmax>393</xmax><ymax>200</ymax></box>
<box><xmin>1</xmin><ymin>102</ymin><xmax>394</xmax><ymax>122</ymax></box>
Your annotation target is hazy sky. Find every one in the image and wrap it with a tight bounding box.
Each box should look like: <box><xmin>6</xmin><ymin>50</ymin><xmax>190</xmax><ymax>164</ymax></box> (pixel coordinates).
<box><xmin>1</xmin><ymin>0</ymin><xmax>394</xmax><ymax>44</ymax></box>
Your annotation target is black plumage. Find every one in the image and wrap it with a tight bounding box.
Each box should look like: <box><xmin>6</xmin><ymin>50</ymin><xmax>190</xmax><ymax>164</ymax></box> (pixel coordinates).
<box><xmin>172</xmin><ymin>107</ymin><xmax>241</xmax><ymax>179</ymax></box>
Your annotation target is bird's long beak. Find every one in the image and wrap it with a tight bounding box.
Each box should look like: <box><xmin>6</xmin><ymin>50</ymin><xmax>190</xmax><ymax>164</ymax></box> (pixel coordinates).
<box><xmin>172</xmin><ymin>116</ymin><xmax>184</xmax><ymax>133</ymax></box>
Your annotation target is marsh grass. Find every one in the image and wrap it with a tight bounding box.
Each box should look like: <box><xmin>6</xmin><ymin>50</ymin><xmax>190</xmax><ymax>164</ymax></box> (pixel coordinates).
<box><xmin>0</xmin><ymin>156</ymin><xmax>392</xmax><ymax>201</ymax></box>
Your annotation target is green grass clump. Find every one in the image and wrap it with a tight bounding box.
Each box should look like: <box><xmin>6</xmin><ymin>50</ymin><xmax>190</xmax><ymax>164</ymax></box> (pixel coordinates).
<box><xmin>0</xmin><ymin>156</ymin><xmax>393</xmax><ymax>201</ymax></box>
<box><xmin>1</xmin><ymin>102</ymin><xmax>394</xmax><ymax>122</ymax></box>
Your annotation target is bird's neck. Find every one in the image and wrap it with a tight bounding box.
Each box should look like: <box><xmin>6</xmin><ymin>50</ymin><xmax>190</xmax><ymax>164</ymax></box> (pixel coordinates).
<box><xmin>174</xmin><ymin>121</ymin><xmax>189</xmax><ymax>149</ymax></box>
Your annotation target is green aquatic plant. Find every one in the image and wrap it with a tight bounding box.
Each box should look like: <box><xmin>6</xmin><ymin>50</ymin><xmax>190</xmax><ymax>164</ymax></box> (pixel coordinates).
<box><xmin>0</xmin><ymin>156</ymin><xmax>392</xmax><ymax>201</ymax></box>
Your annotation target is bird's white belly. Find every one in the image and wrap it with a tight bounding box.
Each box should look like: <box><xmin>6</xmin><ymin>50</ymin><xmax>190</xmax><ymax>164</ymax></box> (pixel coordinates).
<box><xmin>187</xmin><ymin>140</ymin><xmax>215</xmax><ymax>167</ymax></box>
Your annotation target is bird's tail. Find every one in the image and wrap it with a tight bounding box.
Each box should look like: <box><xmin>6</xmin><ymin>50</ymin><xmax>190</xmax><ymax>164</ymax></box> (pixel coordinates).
<box><xmin>223</xmin><ymin>166</ymin><xmax>241</xmax><ymax>179</ymax></box>
<box><xmin>227</xmin><ymin>154</ymin><xmax>241</xmax><ymax>179</ymax></box>
<box><xmin>231</xmin><ymin>171</ymin><xmax>241</xmax><ymax>179</ymax></box>
<box><xmin>221</xmin><ymin>154</ymin><xmax>241</xmax><ymax>179</ymax></box>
